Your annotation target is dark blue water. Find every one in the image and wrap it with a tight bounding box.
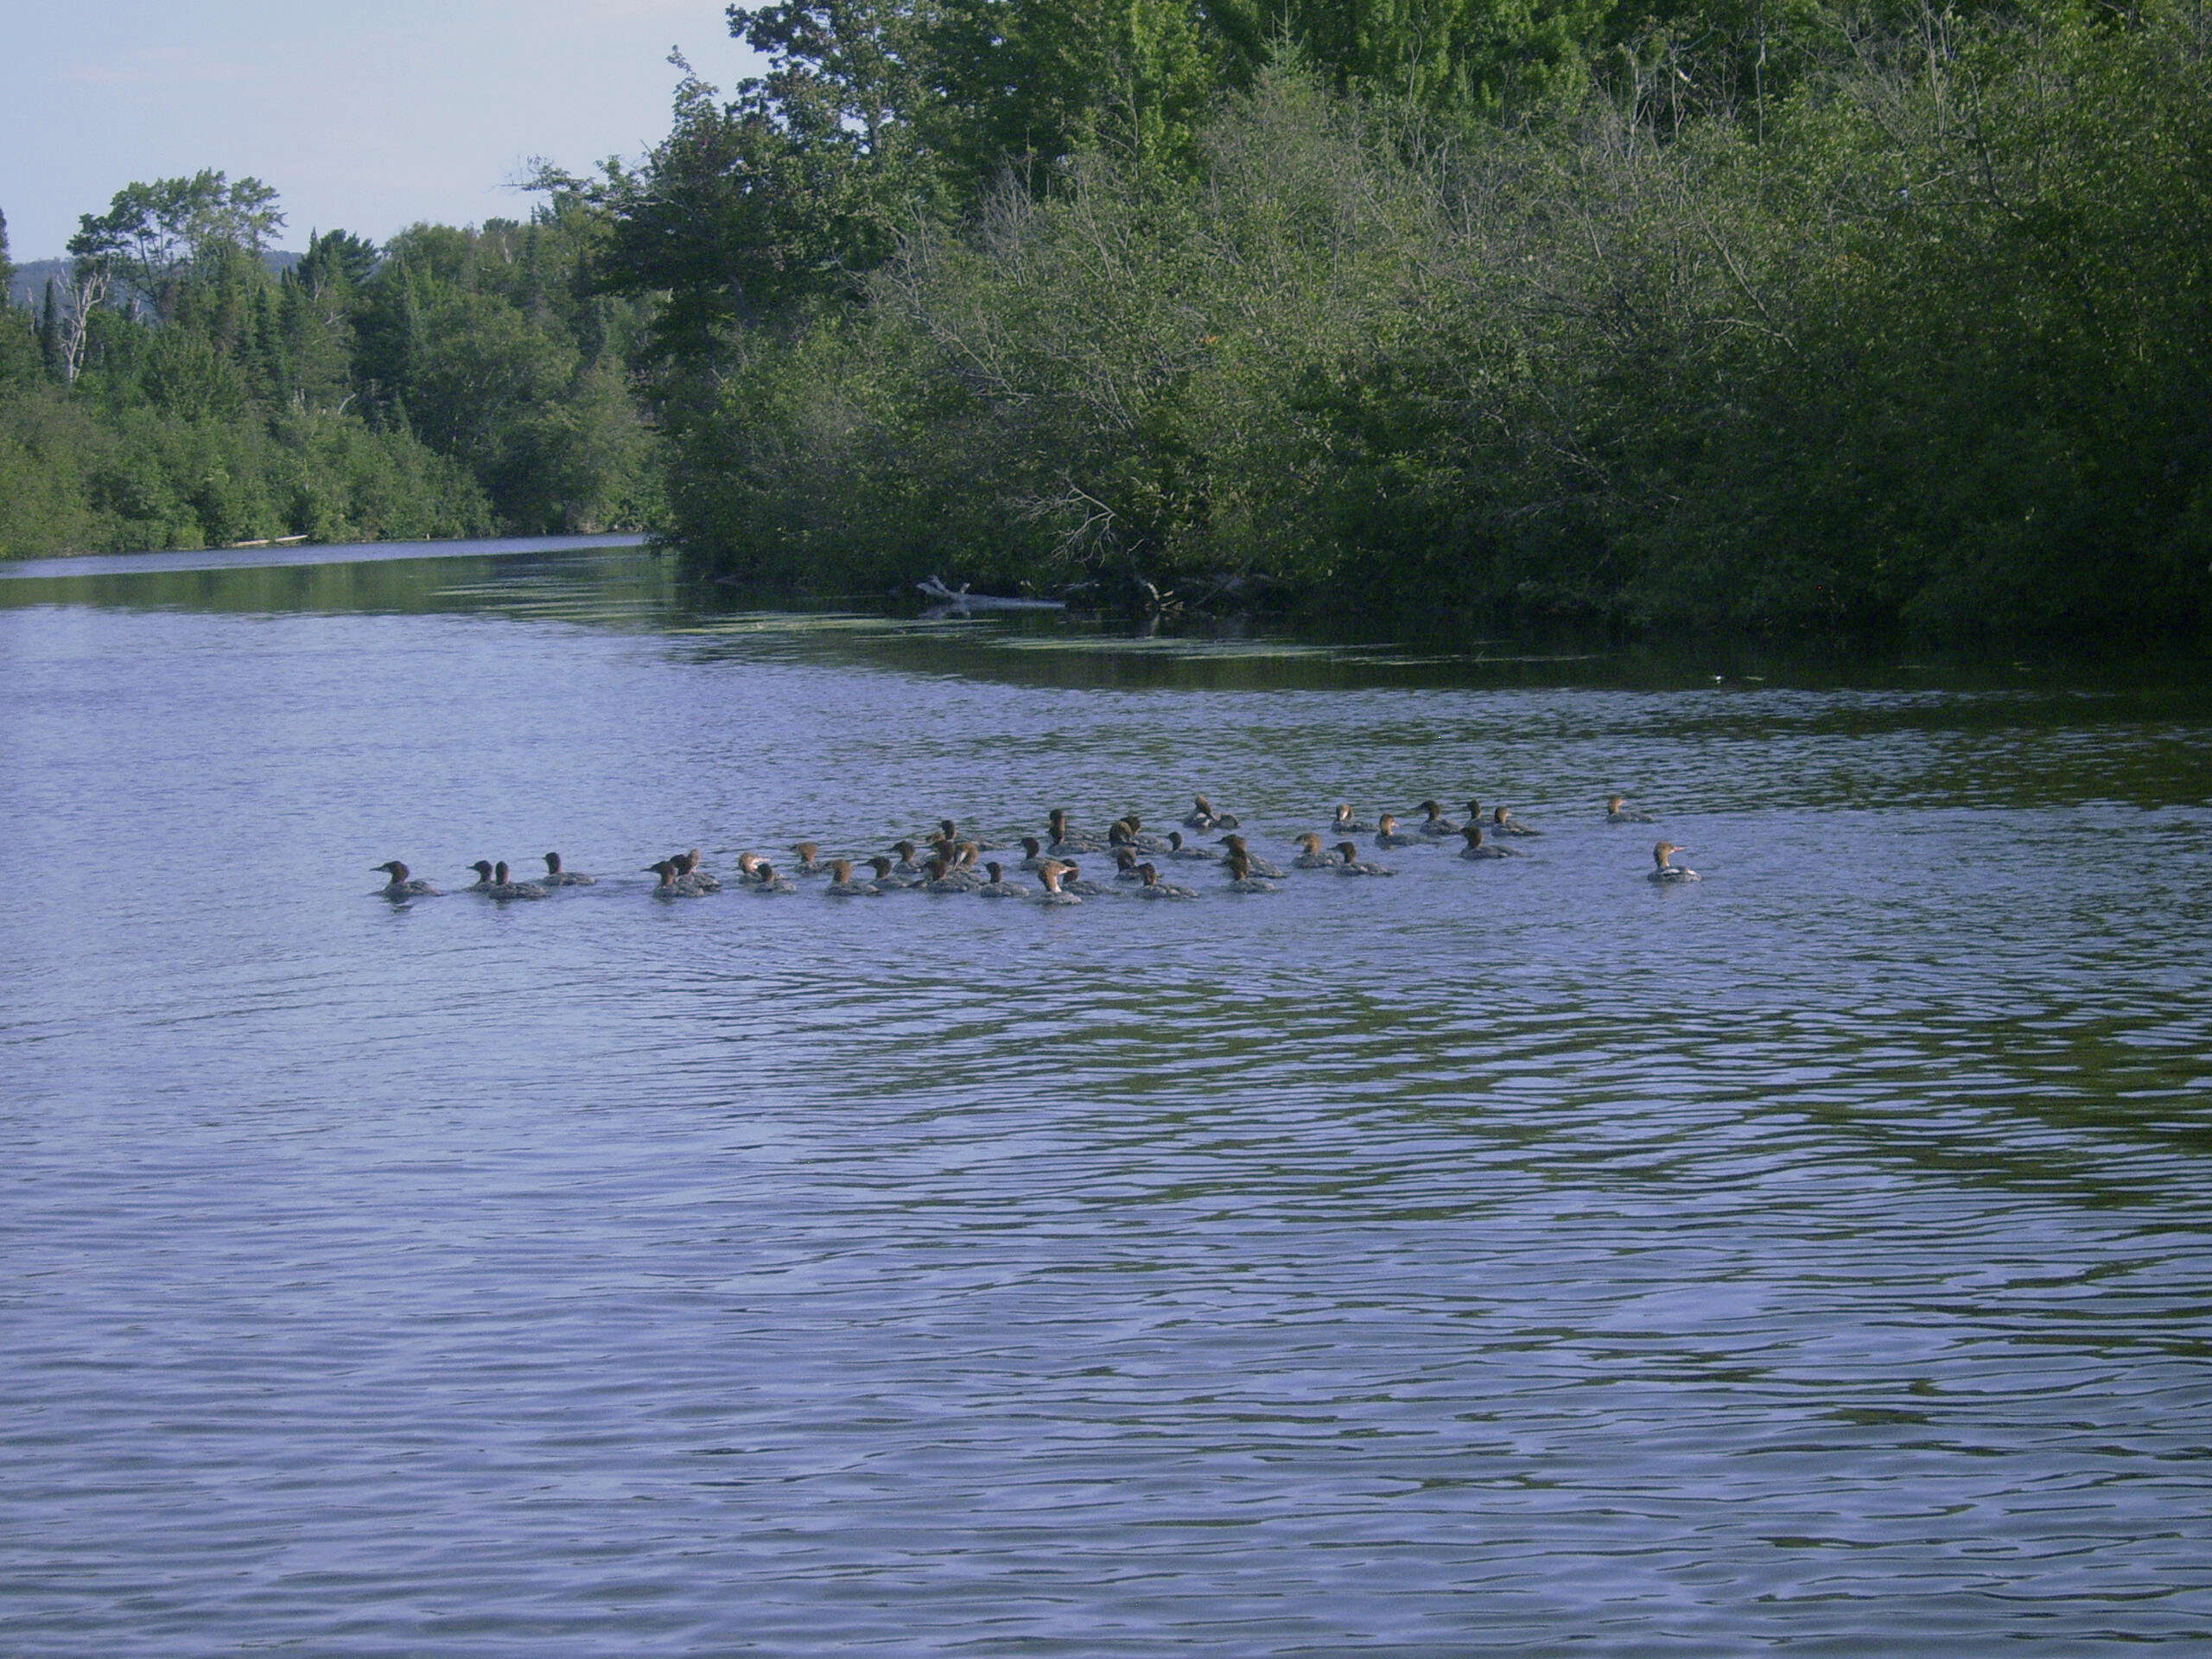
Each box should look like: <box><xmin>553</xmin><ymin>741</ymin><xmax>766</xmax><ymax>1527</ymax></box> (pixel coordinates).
<box><xmin>1</xmin><ymin>543</ymin><xmax>2208</xmax><ymax>1655</ymax></box>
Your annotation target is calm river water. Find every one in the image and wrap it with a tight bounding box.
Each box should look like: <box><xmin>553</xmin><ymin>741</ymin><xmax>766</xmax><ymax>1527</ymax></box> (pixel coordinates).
<box><xmin>2</xmin><ymin>538</ymin><xmax>2208</xmax><ymax>1656</ymax></box>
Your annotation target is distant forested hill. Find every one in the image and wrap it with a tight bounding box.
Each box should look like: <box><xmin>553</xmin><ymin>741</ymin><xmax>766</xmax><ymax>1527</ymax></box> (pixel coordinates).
<box><xmin>9</xmin><ymin>251</ymin><xmax>299</xmax><ymax>311</ymax></box>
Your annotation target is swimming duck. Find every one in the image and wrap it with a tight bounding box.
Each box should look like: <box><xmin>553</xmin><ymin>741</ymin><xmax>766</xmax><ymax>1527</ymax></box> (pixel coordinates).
<box><xmin>1134</xmin><ymin>861</ymin><xmax>1198</xmax><ymax>899</ymax></box>
<box><xmin>789</xmin><ymin>841</ymin><xmax>827</xmax><ymax>874</ymax></box>
<box><xmin>749</xmin><ymin>861</ymin><xmax>797</xmax><ymax>893</ymax></box>
<box><xmin>891</xmin><ymin>840</ymin><xmax>931</xmax><ymax>879</ymax></box>
<box><xmin>923</xmin><ymin>856</ymin><xmax>980</xmax><ymax>894</ymax></box>
<box><xmin>1166</xmin><ymin>830</ymin><xmax>1220</xmax><ymax>861</ymax></box>
<box><xmin>1113</xmin><ymin>849</ymin><xmax>1147</xmax><ymax>882</ymax></box>
<box><xmin>373</xmin><ymin>861</ymin><xmax>440</xmax><ymax>898</ymax></box>
<box><xmin>1490</xmin><ymin>805</ymin><xmax>1541</xmax><ymax>837</ymax></box>
<box><xmin>540</xmin><ymin>852</ymin><xmax>594</xmax><ymax>886</ymax></box>
<box><xmin>1183</xmin><ymin>795</ymin><xmax>1224</xmax><ymax>830</ymax></box>
<box><xmin>1334</xmin><ymin>841</ymin><xmax>1394</xmax><ymax>875</ymax></box>
<box><xmin>487</xmin><ymin>860</ymin><xmax>548</xmax><ymax>900</ymax></box>
<box><xmin>466</xmin><ymin>860</ymin><xmax>499</xmax><ymax>892</ymax></box>
<box><xmin>1289</xmin><ymin>832</ymin><xmax>1338</xmax><ymax>869</ymax></box>
<box><xmin>1414</xmin><ymin>800</ymin><xmax>1460</xmax><ymax>837</ymax></box>
<box><xmin>645</xmin><ymin>859</ymin><xmax>713</xmax><ymax>897</ymax></box>
<box><xmin>1046</xmin><ymin>810</ymin><xmax>1105</xmax><ymax>854</ymax></box>
<box><xmin>977</xmin><ymin>861</ymin><xmax>1032</xmax><ymax>898</ymax></box>
<box><xmin>823</xmin><ymin>859</ymin><xmax>882</xmax><ymax>897</ymax></box>
<box><xmin>1037</xmin><ymin>860</ymin><xmax>1107</xmax><ymax>898</ymax></box>
<box><xmin>1459</xmin><ymin>824</ymin><xmax>1521</xmax><ymax>860</ymax></box>
<box><xmin>1331</xmin><ymin>804</ymin><xmax>1374</xmax><ymax>835</ymax></box>
<box><xmin>1124</xmin><ymin>815</ymin><xmax>1173</xmax><ymax>852</ymax></box>
<box><xmin>1224</xmin><ymin>849</ymin><xmax>1279</xmax><ymax>893</ymax></box>
<box><xmin>1374</xmin><ymin>814</ymin><xmax>1417</xmax><ymax>848</ymax></box>
<box><xmin>1215</xmin><ymin>834</ymin><xmax>1285</xmax><ymax>878</ymax></box>
<box><xmin>1648</xmin><ymin>841</ymin><xmax>1700</xmax><ymax>883</ymax></box>
<box><xmin>1605</xmin><ymin>794</ymin><xmax>1656</xmax><ymax>823</ymax></box>
<box><xmin>938</xmin><ymin>817</ymin><xmax>1007</xmax><ymax>851</ymax></box>
<box><xmin>1109</xmin><ymin>817</ymin><xmax>1171</xmax><ymax>855</ymax></box>
<box><xmin>1034</xmin><ymin>862</ymin><xmax>1083</xmax><ymax>906</ymax></box>
<box><xmin>864</xmin><ymin>855</ymin><xmax>918</xmax><ymax>891</ymax></box>
<box><xmin>1018</xmin><ymin>836</ymin><xmax>1052</xmax><ymax>870</ymax></box>
<box><xmin>677</xmin><ymin>849</ymin><xmax>723</xmax><ymax>891</ymax></box>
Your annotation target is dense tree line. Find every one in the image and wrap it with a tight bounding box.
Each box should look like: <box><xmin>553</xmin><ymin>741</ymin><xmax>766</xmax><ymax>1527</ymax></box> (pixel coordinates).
<box><xmin>578</xmin><ymin>0</ymin><xmax>2212</xmax><ymax>640</ymax></box>
<box><xmin>0</xmin><ymin>173</ymin><xmax>659</xmax><ymax>557</ymax></box>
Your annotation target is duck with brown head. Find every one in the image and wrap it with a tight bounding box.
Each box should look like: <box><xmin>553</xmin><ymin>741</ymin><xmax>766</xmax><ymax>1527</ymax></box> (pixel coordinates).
<box><xmin>487</xmin><ymin>861</ymin><xmax>548</xmax><ymax>900</ymax></box>
<box><xmin>1224</xmin><ymin>849</ymin><xmax>1278</xmax><ymax>893</ymax></box>
<box><xmin>922</xmin><ymin>856</ymin><xmax>979</xmax><ymax>893</ymax></box>
<box><xmin>1414</xmin><ymin>800</ymin><xmax>1460</xmax><ymax>837</ymax></box>
<box><xmin>1374</xmin><ymin>814</ymin><xmax>1417</xmax><ymax>849</ymax></box>
<box><xmin>1056</xmin><ymin>860</ymin><xmax>1119</xmax><ymax>897</ymax></box>
<box><xmin>863</xmin><ymin>855</ymin><xmax>917</xmax><ymax>892</ymax></box>
<box><xmin>1214</xmin><ymin>834</ymin><xmax>1284</xmax><ymax>878</ymax></box>
<box><xmin>1289</xmin><ymin>832</ymin><xmax>1338</xmax><ymax>869</ymax></box>
<box><xmin>373</xmin><ymin>861</ymin><xmax>440</xmax><ymax>899</ymax></box>
<box><xmin>977</xmin><ymin>861</ymin><xmax>1032</xmax><ymax>898</ymax></box>
<box><xmin>1606</xmin><ymin>795</ymin><xmax>1655</xmax><ymax>823</ymax></box>
<box><xmin>540</xmin><ymin>852</ymin><xmax>594</xmax><ymax>886</ymax></box>
<box><xmin>644</xmin><ymin>859</ymin><xmax>711</xmax><ymax>897</ymax></box>
<box><xmin>675</xmin><ymin>849</ymin><xmax>723</xmax><ymax>890</ymax></box>
<box><xmin>1647</xmin><ymin>841</ymin><xmax>1700</xmax><ymax>883</ymax></box>
<box><xmin>1459</xmin><ymin>824</ymin><xmax>1521</xmax><ymax>861</ymax></box>
<box><xmin>1335</xmin><ymin>841</ymin><xmax>1393</xmax><ymax>875</ymax></box>
<box><xmin>1046</xmin><ymin>810</ymin><xmax>1104</xmax><ymax>854</ymax></box>
<box><xmin>1133</xmin><ymin>861</ymin><xmax>1198</xmax><ymax>899</ymax></box>
<box><xmin>1489</xmin><ymin>805</ymin><xmax>1540</xmax><ymax>837</ymax></box>
<box><xmin>1034</xmin><ymin>862</ymin><xmax>1083</xmax><ymax>906</ymax></box>
<box><xmin>823</xmin><ymin>859</ymin><xmax>882</xmax><ymax>896</ymax></box>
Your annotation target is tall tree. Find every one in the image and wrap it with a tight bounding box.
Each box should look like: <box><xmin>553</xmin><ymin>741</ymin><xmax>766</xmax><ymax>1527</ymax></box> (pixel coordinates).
<box><xmin>67</xmin><ymin>170</ymin><xmax>285</xmax><ymax>321</ymax></box>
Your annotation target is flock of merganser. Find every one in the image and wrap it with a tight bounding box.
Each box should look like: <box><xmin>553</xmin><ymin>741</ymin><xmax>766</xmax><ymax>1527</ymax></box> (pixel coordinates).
<box><xmin>374</xmin><ymin>794</ymin><xmax>1698</xmax><ymax>905</ymax></box>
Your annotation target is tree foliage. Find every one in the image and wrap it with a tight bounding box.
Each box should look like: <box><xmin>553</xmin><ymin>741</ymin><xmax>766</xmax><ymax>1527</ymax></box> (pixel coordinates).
<box><xmin>0</xmin><ymin>172</ymin><xmax>662</xmax><ymax>556</ymax></box>
<box><xmin>607</xmin><ymin>0</ymin><xmax>2212</xmax><ymax>640</ymax></box>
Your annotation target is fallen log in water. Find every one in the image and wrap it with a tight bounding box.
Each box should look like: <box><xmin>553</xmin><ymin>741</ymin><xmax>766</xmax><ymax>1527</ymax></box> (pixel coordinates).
<box><xmin>918</xmin><ymin>575</ymin><xmax>1066</xmax><ymax>611</ymax></box>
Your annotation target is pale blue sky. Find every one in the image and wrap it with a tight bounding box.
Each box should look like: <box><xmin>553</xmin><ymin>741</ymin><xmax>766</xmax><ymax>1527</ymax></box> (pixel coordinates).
<box><xmin>4</xmin><ymin>1</ymin><xmax>763</xmax><ymax>259</ymax></box>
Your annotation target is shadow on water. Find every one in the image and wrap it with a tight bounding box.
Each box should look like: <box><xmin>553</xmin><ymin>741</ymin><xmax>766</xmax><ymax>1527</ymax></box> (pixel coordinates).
<box><xmin>9</xmin><ymin>538</ymin><xmax>2206</xmax><ymax>811</ymax></box>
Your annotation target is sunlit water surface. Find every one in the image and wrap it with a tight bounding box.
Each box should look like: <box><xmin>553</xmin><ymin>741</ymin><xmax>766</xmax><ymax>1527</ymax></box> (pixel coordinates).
<box><xmin>2</xmin><ymin>542</ymin><xmax>2208</xmax><ymax>1656</ymax></box>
